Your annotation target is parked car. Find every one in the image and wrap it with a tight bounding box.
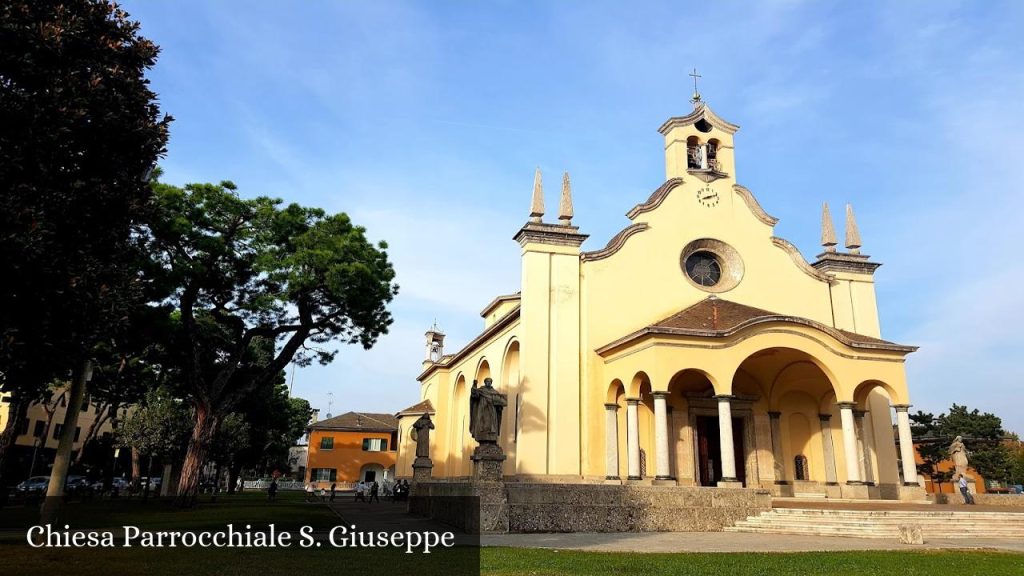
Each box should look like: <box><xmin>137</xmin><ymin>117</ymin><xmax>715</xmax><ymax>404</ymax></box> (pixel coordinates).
<box><xmin>90</xmin><ymin>477</ymin><xmax>130</xmax><ymax>492</ymax></box>
<box><xmin>140</xmin><ymin>476</ymin><xmax>162</xmax><ymax>489</ymax></box>
<box><xmin>15</xmin><ymin>476</ymin><xmax>50</xmax><ymax>495</ymax></box>
<box><xmin>65</xmin><ymin>475</ymin><xmax>91</xmax><ymax>494</ymax></box>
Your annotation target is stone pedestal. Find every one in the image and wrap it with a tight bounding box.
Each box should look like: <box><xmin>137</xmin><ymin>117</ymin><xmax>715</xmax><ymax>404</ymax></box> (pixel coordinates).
<box><xmin>898</xmin><ymin>483</ymin><xmax>928</xmax><ymax>502</ymax></box>
<box><xmin>412</xmin><ymin>457</ymin><xmax>433</xmax><ymax>484</ymax></box>
<box><xmin>839</xmin><ymin>482</ymin><xmax>870</xmax><ymax>500</ymax></box>
<box><xmin>717</xmin><ymin>480</ymin><xmax>743</xmax><ymax>489</ymax></box>
<box><xmin>471</xmin><ymin>442</ymin><xmax>507</xmax><ymax>482</ymax></box>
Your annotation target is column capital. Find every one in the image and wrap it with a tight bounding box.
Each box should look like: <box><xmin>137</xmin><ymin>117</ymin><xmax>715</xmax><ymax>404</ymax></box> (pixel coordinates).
<box><xmin>651</xmin><ymin>391</ymin><xmax>671</xmax><ymax>399</ymax></box>
<box><xmin>625</xmin><ymin>397</ymin><xmax>640</xmax><ymax>406</ymax></box>
<box><xmin>892</xmin><ymin>404</ymin><xmax>912</xmax><ymax>412</ymax></box>
<box><xmin>853</xmin><ymin>409</ymin><xmax>867</xmax><ymax>418</ymax></box>
<box><xmin>818</xmin><ymin>413</ymin><xmax>832</xmax><ymax>422</ymax></box>
<box><xmin>768</xmin><ymin>411</ymin><xmax>782</xmax><ymax>419</ymax></box>
<box><xmin>836</xmin><ymin>401</ymin><xmax>857</xmax><ymax>410</ymax></box>
<box><xmin>604</xmin><ymin>403</ymin><xmax>619</xmax><ymax>411</ymax></box>
<box><xmin>713</xmin><ymin>394</ymin><xmax>736</xmax><ymax>402</ymax></box>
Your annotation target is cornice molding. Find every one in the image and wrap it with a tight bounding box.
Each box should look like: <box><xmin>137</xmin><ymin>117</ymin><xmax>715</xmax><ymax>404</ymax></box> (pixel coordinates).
<box><xmin>658</xmin><ymin>103</ymin><xmax>740</xmax><ymax>135</ymax></box>
<box><xmin>771</xmin><ymin>237</ymin><xmax>836</xmax><ymax>284</ymax></box>
<box><xmin>480</xmin><ymin>292</ymin><xmax>521</xmax><ymax>318</ymax></box>
<box><xmin>733</xmin><ymin>184</ymin><xmax>779</xmax><ymax>226</ymax></box>
<box><xmin>812</xmin><ymin>252</ymin><xmax>882</xmax><ymax>275</ymax></box>
<box><xmin>513</xmin><ymin>222</ymin><xmax>588</xmax><ymax>248</ymax></box>
<box><xmin>581</xmin><ymin>223</ymin><xmax>649</xmax><ymax>263</ymax></box>
<box><xmin>687</xmin><ymin>169</ymin><xmax>729</xmax><ymax>183</ymax></box>
<box><xmin>626</xmin><ymin>178</ymin><xmax>684</xmax><ymax>219</ymax></box>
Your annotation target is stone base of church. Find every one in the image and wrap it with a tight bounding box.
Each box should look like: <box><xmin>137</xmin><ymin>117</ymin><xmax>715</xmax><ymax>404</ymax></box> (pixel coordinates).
<box><xmin>409</xmin><ymin>482</ymin><xmax>771</xmax><ymax>534</ymax></box>
<box><xmin>840</xmin><ymin>483</ymin><xmax>871</xmax><ymax>500</ymax></box>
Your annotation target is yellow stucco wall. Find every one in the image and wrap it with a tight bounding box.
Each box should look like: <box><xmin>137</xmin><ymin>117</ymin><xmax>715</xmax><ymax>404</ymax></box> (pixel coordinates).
<box><xmin>416</xmin><ymin>102</ymin><xmax>914</xmax><ymax>489</ymax></box>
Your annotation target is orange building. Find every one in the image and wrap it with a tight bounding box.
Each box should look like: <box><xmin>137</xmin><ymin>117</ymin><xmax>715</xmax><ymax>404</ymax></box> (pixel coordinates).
<box><xmin>305</xmin><ymin>412</ymin><xmax>398</xmax><ymax>488</ymax></box>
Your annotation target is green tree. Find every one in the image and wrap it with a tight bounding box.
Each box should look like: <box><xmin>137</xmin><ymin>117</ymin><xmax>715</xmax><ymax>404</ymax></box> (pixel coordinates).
<box><xmin>117</xmin><ymin>386</ymin><xmax>192</xmax><ymax>494</ymax></box>
<box><xmin>911</xmin><ymin>404</ymin><xmax>1013</xmax><ymax>487</ymax></box>
<box><xmin>148</xmin><ymin>180</ymin><xmax>397</xmax><ymax>506</ymax></box>
<box><xmin>0</xmin><ymin>0</ymin><xmax>170</xmax><ymax>516</ymax></box>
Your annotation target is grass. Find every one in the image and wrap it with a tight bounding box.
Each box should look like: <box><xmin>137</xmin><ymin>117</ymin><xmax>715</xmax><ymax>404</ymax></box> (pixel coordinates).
<box><xmin>0</xmin><ymin>546</ymin><xmax>1018</xmax><ymax>576</ymax></box>
<box><xmin>480</xmin><ymin>548</ymin><xmax>1024</xmax><ymax>576</ymax></box>
<box><xmin>0</xmin><ymin>495</ymin><xmax>1020</xmax><ymax>575</ymax></box>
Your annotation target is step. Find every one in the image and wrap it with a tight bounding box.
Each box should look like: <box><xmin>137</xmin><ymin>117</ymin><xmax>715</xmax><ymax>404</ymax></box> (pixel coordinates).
<box><xmin>727</xmin><ymin>508</ymin><xmax>1024</xmax><ymax>540</ymax></box>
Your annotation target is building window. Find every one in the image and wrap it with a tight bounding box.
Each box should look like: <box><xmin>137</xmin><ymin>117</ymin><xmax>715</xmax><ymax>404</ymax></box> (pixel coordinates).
<box><xmin>33</xmin><ymin>420</ymin><xmax>45</xmax><ymax>438</ymax></box>
<box><xmin>53</xmin><ymin>423</ymin><xmax>64</xmax><ymax>439</ymax></box>
<box><xmin>319</xmin><ymin>436</ymin><xmax>334</xmax><ymax>450</ymax></box>
<box><xmin>80</xmin><ymin>394</ymin><xmax>90</xmax><ymax>412</ymax></box>
<box><xmin>73</xmin><ymin>427</ymin><xmax>81</xmax><ymax>443</ymax></box>
<box><xmin>18</xmin><ymin>418</ymin><xmax>30</xmax><ymax>436</ymax></box>
<box><xmin>310</xmin><ymin>468</ymin><xmax>336</xmax><ymax>482</ymax></box>
<box><xmin>794</xmin><ymin>455</ymin><xmax>809</xmax><ymax>481</ymax></box>
<box><xmin>362</xmin><ymin>438</ymin><xmax>387</xmax><ymax>452</ymax></box>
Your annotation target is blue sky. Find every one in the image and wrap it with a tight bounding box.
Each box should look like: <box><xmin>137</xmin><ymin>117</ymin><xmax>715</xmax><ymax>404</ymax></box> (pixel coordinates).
<box><xmin>121</xmin><ymin>1</ymin><xmax>1024</xmax><ymax>433</ymax></box>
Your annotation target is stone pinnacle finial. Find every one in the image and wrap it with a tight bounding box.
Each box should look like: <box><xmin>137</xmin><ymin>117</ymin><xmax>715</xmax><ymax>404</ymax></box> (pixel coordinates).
<box><xmin>529</xmin><ymin>167</ymin><xmax>544</xmax><ymax>223</ymax></box>
<box><xmin>821</xmin><ymin>202</ymin><xmax>837</xmax><ymax>253</ymax></box>
<box><xmin>558</xmin><ymin>171</ymin><xmax>574</xmax><ymax>224</ymax></box>
<box><xmin>845</xmin><ymin>203</ymin><xmax>862</xmax><ymax>254</ymax></box>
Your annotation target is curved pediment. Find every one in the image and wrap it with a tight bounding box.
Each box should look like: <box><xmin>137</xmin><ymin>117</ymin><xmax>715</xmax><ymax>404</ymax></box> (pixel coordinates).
<box><xmin>658</xmin><ymin>102</ymin><xmax>740</xmax><ymax>136</ymax></box>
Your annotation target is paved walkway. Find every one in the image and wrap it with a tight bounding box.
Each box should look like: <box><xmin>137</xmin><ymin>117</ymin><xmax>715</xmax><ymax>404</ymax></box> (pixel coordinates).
<box><xmin>324</xmin><ymin>497</ymin><xmax>1024</xmax><ymax>554</ymax></box>
<box><xmin>480</xmin><ymin>532</ymin><xmax>1024</xmax><ymax>553</ymax></box>
<box><xmin>772</xmin><ymin>499</ymin><xmax>1024</xmax><ymax>513</ymax></box>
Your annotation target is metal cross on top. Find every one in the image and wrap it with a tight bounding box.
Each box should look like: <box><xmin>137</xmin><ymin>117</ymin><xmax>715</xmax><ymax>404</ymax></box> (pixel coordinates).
<box><xmin>689</xmin><ymin>67</ymin><xmax>702</xmax><ymax>104</ymax></box>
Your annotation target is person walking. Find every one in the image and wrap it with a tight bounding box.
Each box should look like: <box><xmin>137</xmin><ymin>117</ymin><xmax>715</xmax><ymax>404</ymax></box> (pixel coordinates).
<box><xmin>330</xmin><ymin>482</ymin><xmax>337</xmax><ymax>502</ymax></box>
<box><xmin>267</xmin><ymin>478</ymin><xmax>278</xmax><ymax>501</ymax></box>
<box><xmin>959</xmin><ymin>474</ymin><xmax>975</xmax><ymax>505</ymax></box>
<box><xmin>354</xmin><ymin>480</ymin><xmax>366</xmax><ymax>502</ymax></box>
<box><xmin>305</xmin><ymin>482</ymin><xmax>315</xmax><ymax>502</ymax></box>
<box><xmin>369</xmin><ymin>481</ymin><xmax>380</xmax><ymax>503</ymax></box>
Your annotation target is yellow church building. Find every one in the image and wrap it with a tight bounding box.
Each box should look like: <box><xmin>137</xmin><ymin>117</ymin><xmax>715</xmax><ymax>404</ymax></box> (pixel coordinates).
<box><xmin>398</xmin><ymin>94</ymin><xmax>924</xmax><ymax>501</ymax></box>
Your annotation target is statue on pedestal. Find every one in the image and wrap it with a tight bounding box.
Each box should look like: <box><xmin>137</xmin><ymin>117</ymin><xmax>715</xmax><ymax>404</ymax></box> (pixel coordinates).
<box><xmin>949</xmin><ymin>435</ymin><xmax>969</xmax><ymax>479</ymax></box>
<box><xmin>411</xmin><ymin>413</ymin><xmax>435</xmax><ymax>482</ymax></box>
<box><xmin>468</xmin><ymin>378</ymin><xmax>507</xmax><ymax>482</ymax></box>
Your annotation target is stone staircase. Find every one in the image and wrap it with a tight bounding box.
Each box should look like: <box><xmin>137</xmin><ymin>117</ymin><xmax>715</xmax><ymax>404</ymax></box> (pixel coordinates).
<box><xmin>725</xmin><ymin>507</ymin><xmax>1024</xmax><ymax>539</ymax></box>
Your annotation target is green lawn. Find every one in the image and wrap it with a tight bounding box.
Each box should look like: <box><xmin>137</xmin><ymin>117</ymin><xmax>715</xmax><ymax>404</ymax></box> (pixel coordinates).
<box><xmin>0</xmin><ymin>546</ymin><xmax>1018</xmax><ymax>576</ymax></box>
<box><xmin>481</xmin><ymin>548</ymin><xmax>1024</xmax><ymax>576</ymax></box>
<box><xmin>1</xmin><ymin>495</ymin><xmax>1020</xmax><ymax>575</ymax></box>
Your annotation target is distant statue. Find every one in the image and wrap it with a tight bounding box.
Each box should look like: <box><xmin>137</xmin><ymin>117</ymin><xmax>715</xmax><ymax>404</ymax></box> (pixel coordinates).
<box><xmin>412</xmin><ymin>413</ymin><xmax>434</xmax><ymax>459</ymax></box>
<box><xmin>469</xmin><ymin>378</ymin><xmax>507</xmax><ymax>444</ymax></box>
<box><xmin>949</xmin><ymin>435</ymin><xmax>969</xmax><ymax>479</ymax></box>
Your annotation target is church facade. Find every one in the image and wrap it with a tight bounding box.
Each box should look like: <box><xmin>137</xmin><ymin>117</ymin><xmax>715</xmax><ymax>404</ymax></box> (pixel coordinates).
<box><xmin>399</xmin><ymin>98</ymin><xmax>924</xmax><ymax>500</ymax></box>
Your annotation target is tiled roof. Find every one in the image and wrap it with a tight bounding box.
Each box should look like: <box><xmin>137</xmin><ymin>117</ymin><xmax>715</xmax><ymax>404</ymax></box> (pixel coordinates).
<box><xmin>596</xmin><ymin>296</ymin><xmax>914</xmax><ymax>354</ymax></box>
<box><xmin>397</xmin><ymin>399</ymin><xmax>435</xmax><ymax>416</ymax></box>
<box><xmin>650</xmin><ymin>297</ymin><xmax>896</xmax><ymax>345</ymax></box>
<box><xmin>309</xmin><ymin>411</ymin><xmax>397</xmax><ymax>432</ymax></box>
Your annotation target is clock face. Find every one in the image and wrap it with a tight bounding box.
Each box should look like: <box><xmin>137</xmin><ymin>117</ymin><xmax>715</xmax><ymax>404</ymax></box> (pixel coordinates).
<box><xmin>697</xmin><ymin>185</ymin><xmax>720</xmax><ymax>207</ymax></box>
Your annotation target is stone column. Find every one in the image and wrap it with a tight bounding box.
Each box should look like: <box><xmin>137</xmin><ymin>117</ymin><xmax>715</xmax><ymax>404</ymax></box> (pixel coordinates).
<box><xmin>768</xmin><ymin>411</ymin><xmax>785</xmax><ymax>483</ymax></box>
<box><xmin>853</xmin><ymin>410</ymin><xmax>870</xmax><ymax>484</ymax></box>
<box><xmin>716</xmin><ymin>395</ymin><xmax>738</xmax><ymax>483</ymax></box>
<box><xmin>653</xmin><ymin>392</ymin><xmax>672</xmax><ymax>480</ymax></box>
<box><xmin>859</xmin><ymin>410</ymin><xmax>877</xmax><ymax>485</ymax></box>
<box><xmin>818</xmin><ymin>414</ymin><xmax>838</xmax><ymax>484</ymax></box>
<box><xmin>604</xmin><ymin>403</ymin><xmax>620</xmax><ymax>480</ymax></box>
<box><xmin>626</xmin><ymin>398</ymin><xmax>641</xmax><ymax>480</ymax></box>
<box><xmin>894</xmin><ymin>405</ymin><xmax>919</xmax><ymax>485</ymax></box>
<box><xmin>838</xmin><ymin>402</ymin><xmax>862</xmax><ymax>484</ymax></box>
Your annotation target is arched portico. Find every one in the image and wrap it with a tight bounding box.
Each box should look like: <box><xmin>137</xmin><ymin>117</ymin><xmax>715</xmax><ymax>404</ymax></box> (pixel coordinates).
<box><xmin>598</xmin><ymin>315</ymin><xmax>918</xmax><ymax>499</ymax></box>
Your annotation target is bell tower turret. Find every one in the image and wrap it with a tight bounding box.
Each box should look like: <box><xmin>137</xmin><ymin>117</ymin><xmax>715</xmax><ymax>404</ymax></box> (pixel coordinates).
<box><xmin>659</xmin><ymin>73</ymin><xmax>740</xmax><ymax>182</ymax></box>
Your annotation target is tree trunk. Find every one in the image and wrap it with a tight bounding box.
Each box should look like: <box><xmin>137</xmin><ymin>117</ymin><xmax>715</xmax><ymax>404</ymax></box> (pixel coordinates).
<box><xmin>103</xmin><ymin>405</ymin><xmax>121</xmax><ymax>492</ymax></box>
<box><xmin>174</xmin><ymin>401</ymin><xmax>219</xmax><ymax>507</ymax></box>
<box><xmin>160</xmin><ymin>462</ymin><xmax>174</xmax><ymax>497</ymax></box>
<box><xmin>131</xmin><ymin>446</ymin><xmax>141</xmax><ymax>490</ymax></box>
<box><xmin>40</xmin><ymin>359</ymin><xmax>91</xmax><ymax>524</ymax></box>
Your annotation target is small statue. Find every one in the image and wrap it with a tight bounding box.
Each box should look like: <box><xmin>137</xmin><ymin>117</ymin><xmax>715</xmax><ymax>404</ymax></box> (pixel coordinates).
<box><xmin>949</xmin><ymin>435</ymin><xmax>969</xmax><ymax>479</ymax></box>
<box><xmin>469</xmin><ymin>378</ymin><xmax>507</xmax><ymax>444</ymax></box>
<box><xmin>412</xmin><ymin>413</ymin><xmax>434</xmax><ymax>459</ymax></box>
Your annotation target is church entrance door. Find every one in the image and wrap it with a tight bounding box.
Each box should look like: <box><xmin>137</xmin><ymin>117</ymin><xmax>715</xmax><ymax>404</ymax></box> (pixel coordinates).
<box><xmin>696</xmin><ymin>416</ymin><xmax>745</xmax><ymax>486</ymax></box>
